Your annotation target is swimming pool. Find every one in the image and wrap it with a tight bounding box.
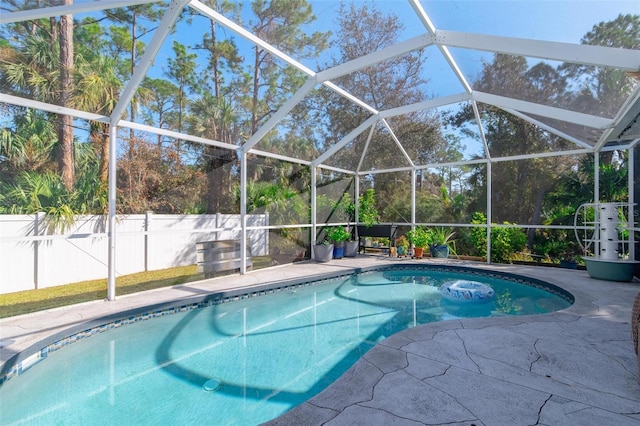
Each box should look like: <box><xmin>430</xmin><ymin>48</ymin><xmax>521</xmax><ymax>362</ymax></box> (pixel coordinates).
<box><xmin>0</xmin><ymin>265</ymin><xmax>572</xmax><ymax>425</ymax></box>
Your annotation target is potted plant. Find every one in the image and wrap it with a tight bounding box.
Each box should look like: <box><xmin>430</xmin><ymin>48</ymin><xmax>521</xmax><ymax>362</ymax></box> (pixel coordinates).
<box><xmin>344</xmin><ymin>226</ymin><xmax>359</xmax><ymax>257</ymax></box>
<box><xmin>313</xmin><ymin>228</ymin><xmax>334</xmax><ymax>262</ymax></box>
<box><xmin>350</xmin><ymin>188</ymin><xmax>379</xmax><ymax>245</ymax></box>
<box><xmin>326</xmin><ymin>226</ymin><xmax>351</xmax><ymax>259</ymax></box>
<box><xmin>406</xmin><ymin>227</ymin><xmax>430</xmax><ymax>259</ymax></box>
<box><xmin>396</xmin><ymin>235</ymin><xmax>409</xmax><ymax>257</ymax></box>
<box><xmin>429</xmin><ymin>227</ymin><xmax>456</xmax><ymax>258</ymax></box>
<box><xmin>313</xmin><ymin>239</ymin><xmax>334</xmax><ymax>262</ymax></box>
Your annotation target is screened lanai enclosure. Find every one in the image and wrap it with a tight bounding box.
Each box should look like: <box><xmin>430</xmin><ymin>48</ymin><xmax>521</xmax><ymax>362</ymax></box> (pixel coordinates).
<box><xmin>1</xmin><ymin>0</ymin><xmax>639</xmax><ymax>298</ymax></box>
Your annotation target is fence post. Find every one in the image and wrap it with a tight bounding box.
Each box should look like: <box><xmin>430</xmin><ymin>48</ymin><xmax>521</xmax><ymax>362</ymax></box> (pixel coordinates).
<box><xmin>33</xmin><ymin>212</ymin><xmax>45</xmax><ymax>289</ymax></box>
<box><xmin>145</xmin><ymin>211</ymin><xmax>153</xmax><ymax>271</ymax></box>
<box><xmin>216</xmin><ymin>212</ymin><xmax>221</xmax><ymax>241</ymax></box>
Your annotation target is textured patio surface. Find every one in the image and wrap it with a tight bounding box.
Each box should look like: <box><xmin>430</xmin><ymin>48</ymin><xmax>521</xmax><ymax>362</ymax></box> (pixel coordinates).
<box><xmin>2</xmin><ymin>256</ymin><xmax>640</xmax><ymax>425</ymax></box>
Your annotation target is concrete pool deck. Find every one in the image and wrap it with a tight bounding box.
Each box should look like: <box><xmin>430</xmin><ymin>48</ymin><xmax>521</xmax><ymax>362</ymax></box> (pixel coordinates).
<box><xmin>2</xmin><ymin>256</ymin><xmax>640</xmax><ymax>425</ymax></box>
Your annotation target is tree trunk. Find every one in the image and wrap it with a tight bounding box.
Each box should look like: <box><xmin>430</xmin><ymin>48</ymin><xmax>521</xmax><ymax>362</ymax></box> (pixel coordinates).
<box><xmin>92</xmin><ymin>123</ymin><xmax>110</xmax><ymax>185</ymax></box>
<box><xmin>58</xmin><ymin>1</ymin><xmax>75</xmax><ymax>192</ymax></box>
<box><xmin>128</xmin><ymin>11</ymin><xmax>138</xmax><ymax>198</ymax></box>
<box><xmin>251</xmin><ymin>45</ymin><xmax>261</xmax><ymax>136</ymax></box>
<box><xmin>206</xmin><ymin>148</ymin><xmax>236</xmax><ymax>213</ymax></box>
<box><xmin>210</xmin><ymin>19</ymin><xmax>219</xmax><ymax>98</ymax></box>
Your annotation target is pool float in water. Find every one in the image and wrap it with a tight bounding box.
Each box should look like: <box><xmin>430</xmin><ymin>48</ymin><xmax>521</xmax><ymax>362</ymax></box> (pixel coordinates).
<box><xmin>439</xmin><ymin>280</ymin><xmax>495</xmax><ymax>303</ymax></box>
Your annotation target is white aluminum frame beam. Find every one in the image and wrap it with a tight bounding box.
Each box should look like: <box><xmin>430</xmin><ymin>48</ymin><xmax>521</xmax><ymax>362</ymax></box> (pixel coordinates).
<box><xmin>316</xmin><ymin>33</ymin><xmax>435</xmax><ymax>82</ymax></box>
<box><xmin>0</xmin><ymin>95</ymin><xmax>247</xmax><ymax>155</ymax></box>
<box><xmin>358</xmin><ymin>166</ymin><xmax>413</xmax><ymax>175</ymax></box>
<box><xmin>503</xmin><ymin>108</ymin><xmax>594</xmax><ymax>150</ymax></box>
<box><xmin>310</xmin><ymin>166</ymin><xmax>317</xmax><ymax>257</ymax></box>
<box><xmin>472</xmin><ymin>101</ymin><xmax>491</xmax><ymax>160</ymax></box>
<box><xmin>190</xmin><ymin>0</ymin><xmax>379</xmax><ymax>118</ymax></box>
<box><xmin>629</xmin><ymin>148</ymin><xmax>636</xmax><ymax>260</ymax></box>
<box><xmin>248</xmin><ymin>149</ymin><xmax>311</xmax><ymax>167</ymax></box>
<box><xmin>122</xmin><ymin>120</ymin><xmax>238</xmax><ymax>151</ymax></box>
<box><xmin>598</xmin><ymin>142</ymin><xmax>635</xmax><ymax>152</ymax></box>
<box><xmin>240</xmin><ymin>151</ymin><xmax>248</xmax><ymax>274</ymax></box>
<box><xmin>111</xmin><ymin>0</ymin><xmax>190</xmax><ymax>122</ymax></box>
<box><xmin>417</xmin><ymin>158</ymin><xmax>487</xmax><ymax>170</ymax></box>
<box><xmin>107</xmin><ymin>0</ymin><xmax>192</xmax><ymax>299</ymax></box>
<box><xmin>190</xmin><ymin>0</ymin><xmax>313</xmax><ymax>76</ymax></box>
<box><xmin>486</xmin><ymin>160</ymin><xmax>492</xmax><ymax>263</ymax></box>
<box><xmin>1</xmin><ymin>93</ymin><xmax>109</xmax><ymax>123</ymax></box>
<box><xmin>594</xmin><ymin>85</ymin><xmax>640</xmax><ymax>151</ymax></box>
<box><xmin>381</xmin><ymin>119</ymin><xmax>415</xmax><ymax>168</ymax></box>
<box><xmin>323</xmin><ymin>82</ymin><xmax>379</xmax><ymax>115</ymax></box>
<box><xmin>436</xmin><ymin>30</ymin><xmax>640</xmax><ymax>71</ymax></box>
<box><xmin>379</xmin><ymin>93</ymin><xmax>471</xmax><ymax>119</ymax></box>
<box><xmin>411</xmin><ymin>168</ymin><xmax>416</xmax><ymax>228</ymax></box>
<box><xmin>489</xmin><ymin>148</ymin><xmax>593</xmax><ymax>163</ymax></box>
<box><xmin>317</xmin><ymin>164</ymin><xmax>355</xmax><ymax>175</ymax></box>
<box><xmin>312</xmin><ymin>115</ymin><xmax>378</xmax><ymax>166</ymax></box>
<box><xmin>409</xmin><ymin>0</ymin><xmax>473</xmax><ymax>94</ymax></box>
<box><xmin>0</xmin><ymin>0</ymin><xmax>158</xmax><ymax>24</ymax></box>
<box><xmin>473</xmin><ymin>92</ymin><xmax>612</xmax><ymax>129</ymax></box>
<box><xmin>357</xmin><ymin>147</ymin><xmax>592</xmax><ymax>176</ymax></box>
<box><xmin>107</xmin><ymin>123</ymin><xmax>118</xmax><ymax>301</ymax></box>
<box><xmin>356</xmin><ymin>125</ymin><xmax>377</xmax><ymax>172</ymax></box>
<box><xmin>242</xmin><ymin>78</ymin><xmax>317</xmax><ymax>153</ymax></box>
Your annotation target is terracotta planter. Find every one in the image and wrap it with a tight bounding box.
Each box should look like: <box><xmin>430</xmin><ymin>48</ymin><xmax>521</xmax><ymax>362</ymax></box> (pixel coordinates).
<box><xmin>413</xmin><ymin>247</ymin><xmax>424</xmax><ymax>259</ymax></box>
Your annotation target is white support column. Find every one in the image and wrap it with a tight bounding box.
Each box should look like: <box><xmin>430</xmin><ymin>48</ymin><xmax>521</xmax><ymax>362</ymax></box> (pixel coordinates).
<box><xmin>486</xmin><ymin>160</ymin><xmax>492</xmax><ymax>264</ymax></box>
<box><xmin>311</xmin><ymin>167</ymin><xmax>317</xmax><ymax>259</ymax></box>
<box><xmin>144</xmin><ymin>211</ymin><xmax>152</xmax><ymax>271</ymax></box>
<box><xmin>107</xmin><ymin>124</ymin><xmax>118</xmax><ymax>301</ymax></box>
<box><xmin>354</xmin><ymin>175</ymin><xmax>360</xmax><ymax>238</ymax></box>
<box><xmin>240</xmin><ymin>151</ymin><xmax>247</xmax><ymax>274</ymax></box>
<box><xmin>629</xmin><ymin>147</ymin><xmax>635</xmax><ymax>260</ymax></box>
<box><xmin>33</xmin><ymin>211</ymin><xmax>45</xmax><ymax>290</ymax></box>
<box><xmin>411</xmin><ymin>168</ymin><xmax>417</xmax><ymax>227</ymax></box>
<box><xmin>594</xmin><ymin>152</ymin><xmax>600</xmax><ymax>202</ymax></box>
<box><xmin>594</xmin><ymin>152</ymin><xmax>600</xmax><ymax>256</ymax></box>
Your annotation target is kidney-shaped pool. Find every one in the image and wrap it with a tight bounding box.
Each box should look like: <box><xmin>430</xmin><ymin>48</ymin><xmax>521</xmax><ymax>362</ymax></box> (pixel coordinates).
<box><xmin>0</xmin><ymin>265</ymin><xmax>572</xmax><ymax>425</ymax></box>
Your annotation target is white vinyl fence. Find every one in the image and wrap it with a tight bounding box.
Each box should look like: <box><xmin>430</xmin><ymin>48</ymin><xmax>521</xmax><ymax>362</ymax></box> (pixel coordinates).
<box><xmin>0</xmin><ymin>213</ymin><xmax>268</xmax><ymax>294</ymax></box>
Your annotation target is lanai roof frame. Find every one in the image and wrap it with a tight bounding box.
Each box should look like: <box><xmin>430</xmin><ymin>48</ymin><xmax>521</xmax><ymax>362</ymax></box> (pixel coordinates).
<box><xmin>1</xmin><ymin>0</ymin><xmax>639</xmax><ymax>299</ymax></box>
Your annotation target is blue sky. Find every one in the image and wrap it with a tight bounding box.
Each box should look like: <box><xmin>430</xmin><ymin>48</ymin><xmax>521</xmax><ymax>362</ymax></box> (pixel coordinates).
<box><xmin>156</xmin><ymin>1</ymin><xmax>640</xmax><ymax>85</ymax></box>
<box><xmin>65</xmin><ymin>1</ymin><xmax>638</xmax><ymax>160</ymax></box>
<box><xmin>140</xmin><ymin>1</ymin><xmax>637</xmax><ymax>160</ymax></box>
<box><xmin>309</xmin><ymin>1</ymin><xmax>640</xmax><ymax>41</ymax></box>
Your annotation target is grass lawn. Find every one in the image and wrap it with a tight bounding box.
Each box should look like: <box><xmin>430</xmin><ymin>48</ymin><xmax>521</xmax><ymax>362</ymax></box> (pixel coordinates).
<box><xmin>0</xmin><ymin>265</ymin><xmax>202</xmax><ymax>319</ymax></box>
<box><xmin>0</xmin><ymin>257</ymin><xmax>275</xmax><ymax>319</ymax></box>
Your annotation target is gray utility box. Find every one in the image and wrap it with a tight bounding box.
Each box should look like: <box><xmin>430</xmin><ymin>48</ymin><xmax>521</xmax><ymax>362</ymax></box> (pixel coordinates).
<box><xmin>196</xmin><ymin>239</ymin><xmax>252</xmax><ymax>278</ymax></box>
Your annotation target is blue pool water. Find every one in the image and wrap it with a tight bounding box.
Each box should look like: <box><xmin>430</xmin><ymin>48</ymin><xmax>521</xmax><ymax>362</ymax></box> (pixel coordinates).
<box><xmin>0</xmin><ymin>266</ymin><xmax>572</xmax><ymax>425</ymax></box>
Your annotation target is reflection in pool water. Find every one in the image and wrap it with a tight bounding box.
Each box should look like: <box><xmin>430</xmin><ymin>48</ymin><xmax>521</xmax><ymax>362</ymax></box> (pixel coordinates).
<box><xmin>0</xmin><ymin>266</ymin><xmax>572</xmax><ymax>426</ymax></box>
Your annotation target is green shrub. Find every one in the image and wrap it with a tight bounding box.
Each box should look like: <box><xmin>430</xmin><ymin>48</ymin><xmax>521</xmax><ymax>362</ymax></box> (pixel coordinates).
<box><xmin>325</xmin><ymin>226</ymin><xmax>351</xmax><ymax>243</ymax></box>
<box><xmin>470</xmin><ymin>212</ymin><xmax>527</xmax><ymax>263</ymax></box>
<box><xmin>406</xmin><ymin>226</ymin><xmax>430</xmax><ymax>248</ymax></box>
